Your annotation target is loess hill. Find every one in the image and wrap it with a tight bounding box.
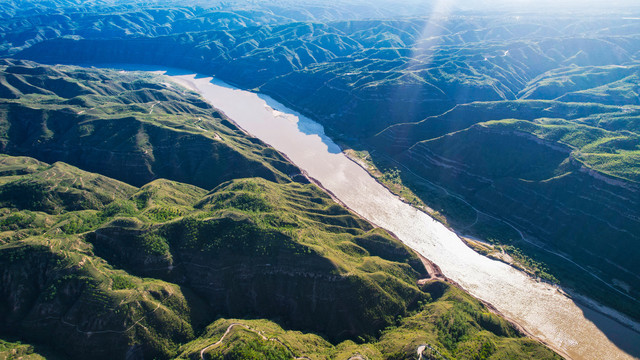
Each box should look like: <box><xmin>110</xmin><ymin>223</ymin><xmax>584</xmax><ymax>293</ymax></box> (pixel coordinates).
<box><xmin>0</xmin><ymin>61</ymin><xmax>560</xmax><ymax>360</ymax></box>
<box><xmin>5</xmin><ymin>0</ymin><xmax>639</xmax><ymax>319</ymax></box>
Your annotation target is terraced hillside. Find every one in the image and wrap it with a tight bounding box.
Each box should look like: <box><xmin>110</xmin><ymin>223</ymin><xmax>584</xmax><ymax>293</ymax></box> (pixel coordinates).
<box><xmin>0</xmin><ymin>61</ymin><xmax>560</xmax><ymax>359</ymax></box>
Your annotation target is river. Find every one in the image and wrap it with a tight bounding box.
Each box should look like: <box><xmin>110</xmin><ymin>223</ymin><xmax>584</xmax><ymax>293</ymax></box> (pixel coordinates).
<box><xmin>134</xmin><ymin>67</ymin><xmax>640</xmax><ymax>360</ymax></box>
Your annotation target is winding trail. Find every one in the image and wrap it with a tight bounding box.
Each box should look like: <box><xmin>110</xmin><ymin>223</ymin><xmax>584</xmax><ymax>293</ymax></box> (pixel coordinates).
<box><xmin>198</xmin><ymin>323</ymin><xmax>311</xmax><ymax>360</ymax></box>
<box><xmin>148</xmin><ymin>101</ymin><xmax>160</xmax><ymax>114</ymax></box>
<box><xmin>199</xmin><ymin>323</ymin><xmax>250</xmax><ymax>359</ymax></box>
<box><xmin>28</xmin><ymin>291</ymin><xmax>173</xmax><ymax>336</ymax></box>
<box><xmin>417</xmin><ymin>345</ymin><xmax>426</xmax><ymax>360</ymax></box>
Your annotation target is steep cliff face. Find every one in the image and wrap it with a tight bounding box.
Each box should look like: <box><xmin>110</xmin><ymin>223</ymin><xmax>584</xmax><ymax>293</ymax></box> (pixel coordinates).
<box><xmin>11</xmin><ymin>17</ymin><xmax>640</xmax><ymax>300</ymax></box>
<box><xmin>175</xmin><ymin>281</ymin><xmax>560</xmax><ymax>360</ymax></box>
<box><xmin>369</xmin><ymin>103</ymin><xmax>640</xmax><ymax>317</ymax></box>
<box><xmin>0</xmin><ymin>156</ymin><xmax>196</xmax><ymax>360</ymax></box>
<box><xmin>3</xmin><ymin>106</ymin><xmax>281</xmax><ymax>188</ymax></box>
<box><xmin>14</xmin><ymin>15</ymin><xmax>640</xmax><ymax>138</ymax></box>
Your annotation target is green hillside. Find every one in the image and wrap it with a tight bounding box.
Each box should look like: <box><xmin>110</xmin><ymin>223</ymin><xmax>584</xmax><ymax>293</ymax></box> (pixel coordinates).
<box><xmin>10</xmin><ymin>1</ymin><xmax>636</xmax><ymax>321</ymax></box>
<box><xmin>1</xmin><ymin>0</ymin><xmax>639</xmax><ymax>354</ymax></box>
<box><xmin>178</xmin><ymin>282</ymin><xmax>559</xmax><ymax>360</ymax></box>
<box><xmin>0</xmin><ymin>154</ymin><xmax>558</xmax><ymax>360</ymax></box>
<box><xmin>0</xmin><ymin>61</ymin><xmax>559</xmax><ymax>359</ymax></box>
<box><xmin>0</xmin><ymin>59</ymin><xmax>300</xmax><ymax>189</ymax></box>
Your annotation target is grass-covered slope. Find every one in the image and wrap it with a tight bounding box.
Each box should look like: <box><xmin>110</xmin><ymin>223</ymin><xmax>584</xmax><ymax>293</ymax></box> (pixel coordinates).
<box><xmin>0</xmin><ymin>153</ymin><xmax>419</xmax><ymax>359</ymax></box>
<box><xmin>88</xmin><ymin>176</ymin><xmax>430</xmax><ymax>342</ymax></box>
<box><xmin>0</xmin><ymin>155</ymin><xmax>558</xmax><ymax>360</ymax></box>
<box><xmin>0</xmin><ymin>338</ymin><xmax>61</xmax><ymax>360</ymax></box>
<box><xmin>13</xmin><ymin>11</ymin><xmax>640</xmax><ymax>138</ymax></box>
<box><xmin>0</xmin><ymin>59</ymin><xmax>301</xmax><ymax>189</ymax></box>
<box><xmin>0</xmin><ymin>155</ymin><xmax>197</xmax><ymax>360</ymax></box>
<box><xmin>177</xmin><ymin>282</ymin><xmax>559</xmax><ymax>360</ymax></box>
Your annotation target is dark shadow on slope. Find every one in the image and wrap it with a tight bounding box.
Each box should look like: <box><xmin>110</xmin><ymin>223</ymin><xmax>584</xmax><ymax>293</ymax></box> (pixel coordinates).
<box><xmin>0</xmin><ymin>334</ymin><xmax>67</xmax><ymax>360</ymax></box>
<box><xmin>575</xmin><ymin>300</ymin><xmax>640</xmax><ymax>358</ymax></box>
<box><xmin>257</xmin><ymin>93</ymin><xmax>343</xmax><ymax>154</ymax></box>
<box><xmin>78</xmin><ymin>62</ymin><xmax>344</xmax><ymax>154</ymax></box>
